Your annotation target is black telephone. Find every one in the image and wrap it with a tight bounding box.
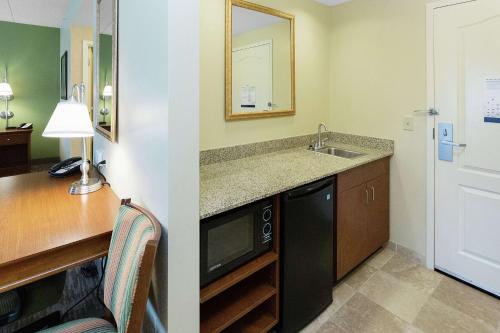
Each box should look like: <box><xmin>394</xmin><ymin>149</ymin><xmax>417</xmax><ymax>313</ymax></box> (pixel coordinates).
<box><xmin>17</xmin><ymin>123</ymin><xmax>33</xmax><ymax>129</ymax></box>
<box><xmin>48</xmin><ymin>157</ymin><xmax>83</xmax><ymax>177</ymax></box>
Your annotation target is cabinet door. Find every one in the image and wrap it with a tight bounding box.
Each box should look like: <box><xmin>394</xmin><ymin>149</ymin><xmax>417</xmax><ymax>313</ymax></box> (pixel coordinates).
<box><xmin>366</xmin><ymin>174</ymin><xmax>390</xmax><ymax>254</ymax></box>
<box><xmin>337</xmin><ymin>183</ymin><xmax>368</xmax><ymax>279</ymax></box>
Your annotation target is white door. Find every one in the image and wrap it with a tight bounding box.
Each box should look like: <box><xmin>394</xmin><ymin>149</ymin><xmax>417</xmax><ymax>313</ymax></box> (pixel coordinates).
<box><xmin>434</xmin><ymin>0</ymin><xmax>500</xmax><ymax>296</ymax></box>
<box><xmin>232</xmin><ymin>41</ymin><xmax>273</xmax><ymax>113</ymax></box>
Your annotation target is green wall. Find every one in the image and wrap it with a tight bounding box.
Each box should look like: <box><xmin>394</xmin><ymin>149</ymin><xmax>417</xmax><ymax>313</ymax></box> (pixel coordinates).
<box><xmin>0</xmin><ymin>21</ymin><xmax>60</xmax><ymax>160</ymax></box>
<box><xmin>98</xmin><ymin>34</ymin><xmax>112</xmax><ymax>121</ymax></box>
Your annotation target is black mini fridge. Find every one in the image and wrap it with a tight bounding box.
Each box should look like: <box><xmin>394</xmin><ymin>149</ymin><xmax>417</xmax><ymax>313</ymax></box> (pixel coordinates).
<box><xmin>278</xmin><ymin>177</ymin><xmax>335</xmax><ymax>333</ymax></box>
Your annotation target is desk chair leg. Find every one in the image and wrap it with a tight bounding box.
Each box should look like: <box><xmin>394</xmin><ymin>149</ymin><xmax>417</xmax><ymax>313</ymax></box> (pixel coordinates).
<box><xmin>14</xmin><ymin>311</ymin><xmax>61</xmax><ymax>333</ymax></box>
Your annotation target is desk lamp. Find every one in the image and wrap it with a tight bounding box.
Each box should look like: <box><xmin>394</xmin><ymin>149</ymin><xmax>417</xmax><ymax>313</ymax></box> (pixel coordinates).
<box><xmin>43</xmin><ymin>83</ymin><xmax>102</xmax><ymax>194</ymax></box>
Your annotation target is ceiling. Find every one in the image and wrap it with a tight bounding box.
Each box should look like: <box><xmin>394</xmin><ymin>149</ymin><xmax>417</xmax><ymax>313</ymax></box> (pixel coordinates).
<box><xmin>313</xmin><ymin>0</ymin><xmax>352</xmax><ymax>6</ymax></box>
<box><xmin>99</xmin><ymin>0</ymin><xmax>112</xmax><ymax>34</ymax></box>
<box><xmin>232</xmin><ymin>5</ymin><xmax>286</xmax><ymax>35</ymax></box>
<box><xmin>0</xmin><ymin>0</ymin><xmax>111</xmax><ymax>33</ymax></box>
<box><xmin>0</xmin><ymin>0</ymin><xmax>71</xmax><ymax>28</ymax></box>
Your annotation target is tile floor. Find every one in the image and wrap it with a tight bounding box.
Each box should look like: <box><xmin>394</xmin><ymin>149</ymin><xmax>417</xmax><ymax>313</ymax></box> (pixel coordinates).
<box><xmin>300</xmin><ymin>247</ymin><xmax>500</xmax><ymax>333</ymax></box>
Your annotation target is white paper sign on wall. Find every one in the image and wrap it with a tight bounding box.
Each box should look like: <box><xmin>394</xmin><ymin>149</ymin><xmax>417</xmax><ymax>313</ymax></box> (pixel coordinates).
<box><xmin>484</xmin><ymin>78</ymin><xmax>500</xmax><ymax>123</ymax></box>
<box><xmin>240</xmin><ymin>85</ymin><xmax>256</xmax><ymax>109</ymax></box>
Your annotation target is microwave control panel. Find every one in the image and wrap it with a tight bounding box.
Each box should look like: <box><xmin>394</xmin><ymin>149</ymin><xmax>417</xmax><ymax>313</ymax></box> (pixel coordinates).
<box><xmin>261</xmin><ymin>205</ymin><xmax>273</xmax><ymax>244</ymax></box>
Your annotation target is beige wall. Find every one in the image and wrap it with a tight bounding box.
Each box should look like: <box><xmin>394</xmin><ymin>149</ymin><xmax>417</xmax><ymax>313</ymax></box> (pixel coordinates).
<box><xmin>200</xmin><ymin>0</ymin><xmax>331</xmax><ymax>150</ymax></box>
<box><xmin>233</xmin><ymin>21</ymin><xmax>292</xmax><ymax>111</ymax></box>
<box><xmin>201</xmin><ymin>0</ymin><xmax>430</xmax><ymax>257</ymax></box>
<box><xmin>329</xmin><ymin>0</ymin><xmax>428</xmax><ymax>256</ymax></box>
<box><xmin>59</xmin><ymin>25</ymin><xmax>94</xmax><ymax>160</ymax></box>
<box><xmin>70</xmin><ymin>26</ymin><xmax>92</xmax><ymax>86</ymax></box>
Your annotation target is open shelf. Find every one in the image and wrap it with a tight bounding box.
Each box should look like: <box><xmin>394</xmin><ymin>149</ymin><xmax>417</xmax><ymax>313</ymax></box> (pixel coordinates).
<box><xmin>201</xmin><ymin>251</ymin><xmax>278</xmax><ymax>304</ymax></box>
<box><xmin>201</xmin><ymin>268</ymin><xmax>277</xmax><ymax>333</ymax></box>
<box><xmin>225</xmin><ymin>299</ymin><xmax>278</xmax><ymax>333</ymax></box>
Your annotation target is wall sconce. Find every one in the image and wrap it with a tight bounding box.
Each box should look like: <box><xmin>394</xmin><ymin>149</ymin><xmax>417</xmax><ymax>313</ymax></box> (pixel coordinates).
<box><xmin>0</xmin><ymin>66</ymin><xmax>14</xmax><ymax>129</ymax></box>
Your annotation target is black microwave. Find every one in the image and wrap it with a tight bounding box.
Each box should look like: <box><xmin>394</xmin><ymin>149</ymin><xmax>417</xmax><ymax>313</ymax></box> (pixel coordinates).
<box><xmin>200</xmin><ymin>198</ymin><xmax>273</xmax><ymax>286</ymax></box>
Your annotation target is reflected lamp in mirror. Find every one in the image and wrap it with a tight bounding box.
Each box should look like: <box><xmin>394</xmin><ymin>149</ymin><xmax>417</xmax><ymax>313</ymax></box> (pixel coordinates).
<box><xmin>102</xmin><ymin>84</ymin><xmax>113</xmax><ymax>97</ymax></box>
<box><xmin>100</xmin><ymin>82</ymin><xmax>112</xmax><ymax>124</ymax></box>
<box><xmin>226</xmin><ymin>0</ymin><xmax>295</xmax><ymax>121</ymax></box>
<box><xmin>43</xmin><ymin>84</ymin><xmax>102</xmax><ymax>195</ymax></box>
<box><xmin>0</xmin><ymin>66</ymin><xmax>15</xmax><ymax>129</ymax></box>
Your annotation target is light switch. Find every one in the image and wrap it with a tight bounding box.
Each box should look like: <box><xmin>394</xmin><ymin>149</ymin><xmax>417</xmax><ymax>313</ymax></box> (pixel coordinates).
<box><xmin>403</xmin><ymin>116</ymin><xmax>414</xmax><ymax>131</ymax></box>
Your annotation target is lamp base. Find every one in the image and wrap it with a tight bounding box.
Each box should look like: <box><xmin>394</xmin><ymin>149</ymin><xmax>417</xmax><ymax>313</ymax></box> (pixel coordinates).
<box><xmin>69</xmin><ymin>178</ymin><xmax>102</xmax><ymax>195</ymax></box>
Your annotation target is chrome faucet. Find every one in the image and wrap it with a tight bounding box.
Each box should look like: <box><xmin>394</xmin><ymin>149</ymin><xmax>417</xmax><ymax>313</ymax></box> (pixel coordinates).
<box><xmin>312</xmin><ymin>123</ymin><xmax>328</xmax><ymax>150</ymax></box>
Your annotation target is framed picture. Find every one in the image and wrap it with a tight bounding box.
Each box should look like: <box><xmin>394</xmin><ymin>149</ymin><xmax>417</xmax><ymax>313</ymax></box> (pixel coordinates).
<box><xmin>60</xmin><ymin>51</ymin><xmax>68</xmax><ymax>100</ymax></box>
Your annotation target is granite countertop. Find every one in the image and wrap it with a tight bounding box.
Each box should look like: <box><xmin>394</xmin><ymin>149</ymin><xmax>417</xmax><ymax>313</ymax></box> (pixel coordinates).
<box><xmin>200</xmin><ymin>136</ymin><xmax>393</xmax><ymax>219</ymax></box>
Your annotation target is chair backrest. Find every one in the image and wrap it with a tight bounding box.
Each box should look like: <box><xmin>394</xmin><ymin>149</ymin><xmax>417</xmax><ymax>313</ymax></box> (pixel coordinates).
<box><xmin>103</xmin><ymin>200</ymin><xmax>161</xmax><ymax>333</ymax></box>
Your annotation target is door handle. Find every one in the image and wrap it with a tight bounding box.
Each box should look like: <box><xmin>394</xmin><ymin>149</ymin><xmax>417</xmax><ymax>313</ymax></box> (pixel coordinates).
<box><xmin>441</xmin><ymin>141</ymin><xmax>467</xmax><ymax>148</ymax></box>
<box><xmin>365</xmin><ymin>188</ymin><xmax>369</xmax><ymax>205</ymax></box>
<box><xmin>370</xmin><ymin>186</ymin><xmax>375</xmax><ymax>201</ymax></box>
<box><xmin>413</xmin><ymin>108</ymin><xmax>439</xmax><ymax>116</ymax></box>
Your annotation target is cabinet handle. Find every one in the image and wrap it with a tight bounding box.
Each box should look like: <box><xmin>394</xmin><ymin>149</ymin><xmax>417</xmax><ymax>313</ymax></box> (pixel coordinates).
<box><xmin>365</xmin><ymin>188</ymin><xmax>369</xmax><ymax>205</ymax></box>
<box><xmin>370</xmin><ymin>186</ymin><xmax>375</xmax><ymax>201</ymax></box>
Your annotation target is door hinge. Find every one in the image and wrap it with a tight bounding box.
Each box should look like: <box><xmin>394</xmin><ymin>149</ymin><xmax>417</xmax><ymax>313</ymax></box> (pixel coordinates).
<box><xmin>433</xmin><ymin>128</ymin><xmax>435</xmax><ymax>140</ymax></box>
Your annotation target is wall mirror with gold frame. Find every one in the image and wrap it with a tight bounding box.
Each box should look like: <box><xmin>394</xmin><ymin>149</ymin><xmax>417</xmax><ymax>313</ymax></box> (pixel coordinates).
<box><xmin>226</xmin><ymin>0</ymin><xmax>295</xmax><ymax>121</ymax></box>
<box><xmin>95</xmin><ymin>0</ymin><xmax>117</xmax><ymax>141</ymax></box>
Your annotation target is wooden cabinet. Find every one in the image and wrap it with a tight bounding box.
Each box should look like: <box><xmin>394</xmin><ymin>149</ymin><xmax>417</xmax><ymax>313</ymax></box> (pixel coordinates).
<box><xmin>336</xmin><ymin>158</ymin><xmax>390</xmax><ymax>280</ymax></box>
<box><xmin>0</xmin><ymin>129</ymin><xmax>32</xmax><ymax>177</ymax></box>
<box><xmin>366</xmin><ymin>174</ymin><xmax>390</xmax><ymax>255</ymax></box>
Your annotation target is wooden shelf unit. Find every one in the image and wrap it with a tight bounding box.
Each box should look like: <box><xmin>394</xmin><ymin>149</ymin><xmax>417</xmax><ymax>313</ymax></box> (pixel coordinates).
<box><xmin>201</xmin><ymin>267</ymin><xmax>277</xmax><ymax>333</ymax></box>
<box><xmin>201</xmin><ymin>251</ymin><xmax>279</xmax><ymax>304</ymax></box>
<box><xmin>224</xmin><ymin>299</ymin><xmax>278</xmax><ymax>333</ymax></box>
<box><xmin>200</xmin><ymin>194</ymin><xmax>280</xmax><ymax>333</ymax></box>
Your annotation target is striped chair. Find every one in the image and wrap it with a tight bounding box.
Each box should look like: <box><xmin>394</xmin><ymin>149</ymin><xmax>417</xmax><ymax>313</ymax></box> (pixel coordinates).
<box><xmin>40</xmin><ymin>200</ymin><xmax>161</xmax><ymax>333</ymax></box>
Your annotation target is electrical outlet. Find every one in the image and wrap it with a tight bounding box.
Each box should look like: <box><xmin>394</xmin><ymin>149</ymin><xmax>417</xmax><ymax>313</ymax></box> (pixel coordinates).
<box><xmin>403</xmin><ymin>116</ymin><xmax>414</xmax><ymax>131</ymax></box>
<box><xmin>95</xmin><ymin>150</ymin><xmax>104</xmax><ymax>164</ymax></box>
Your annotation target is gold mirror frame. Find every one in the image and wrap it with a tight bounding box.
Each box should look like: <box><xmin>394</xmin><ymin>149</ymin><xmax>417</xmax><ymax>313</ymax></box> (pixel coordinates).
<box><xmin>95</xmin><ymin>0</ymin><xmax>118</xmax><ymax>142</ymax></box>
<box><xmin>225</xmin><ymin>0</ymin><xmax>295</xmax><ymax>121</ymax></box>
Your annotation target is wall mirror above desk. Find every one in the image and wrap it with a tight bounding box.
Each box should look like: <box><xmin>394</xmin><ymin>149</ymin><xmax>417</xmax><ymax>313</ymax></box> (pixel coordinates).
<box><xmin>95</xmin><ymin>0</ymin><xmax>118</xmax><ymax>142</ymax></box>
<box><xmin>225</xmin><ymin>0</ymin><xmax>295</xmax><ymax>121</ymax></box>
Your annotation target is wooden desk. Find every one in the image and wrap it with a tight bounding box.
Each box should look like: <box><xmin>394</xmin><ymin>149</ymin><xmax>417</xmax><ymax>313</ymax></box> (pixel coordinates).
<box><xmin>0</xmin><ymin>129</ymin><xmax>32</xmax><ymax>177</ymax></box>
<box><xmin>0</xmin><ymin>171</ymin><xmax>120</xmax><ymax>293</ymax></box>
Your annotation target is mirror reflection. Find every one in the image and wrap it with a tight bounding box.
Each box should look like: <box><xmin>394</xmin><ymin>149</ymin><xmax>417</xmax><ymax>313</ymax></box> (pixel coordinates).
<box><xmin>0</xmin><ymin>0</ymin><xmax>95</xmax><ymax>175</ymax></box>
<box><xmin>227</xmin><ymin>1</ymin><xmax>295</xmax><ymax>120</ymax></box>
<box><xmin>95</xmin><ymin>0</ymin><xmax>116</xmax><ymax>141</ymax></box>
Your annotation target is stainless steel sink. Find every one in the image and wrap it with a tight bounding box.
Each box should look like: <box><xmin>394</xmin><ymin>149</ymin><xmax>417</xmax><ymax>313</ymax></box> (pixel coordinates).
<box><xmin>315</xmin><ymin>147</ymin><xmax>366</xmax><ymax>159</ymax></box>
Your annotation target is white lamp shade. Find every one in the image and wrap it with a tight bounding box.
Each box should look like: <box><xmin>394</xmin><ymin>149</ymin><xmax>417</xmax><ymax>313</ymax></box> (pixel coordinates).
<box><xmin>0</xmin><ymin>82</ymin><xmax>13</xmax><ymax>97</ymax></box>
<box><xmin>102</xmin><ymin>85</ymin><xmax>113</xmax><ymax>97</ymax></box>
<box><xmin>43</xmin><ymin>101</ymin><xmax>94</xmax><ymax>138</ymax></box>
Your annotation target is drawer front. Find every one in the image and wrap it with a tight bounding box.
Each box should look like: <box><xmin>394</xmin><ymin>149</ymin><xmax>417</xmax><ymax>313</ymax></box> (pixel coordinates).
<box><xmin>0</xmin><ymin>133</ymin><xmax>29</xmax><ymax>146</ymax></box>
<box><xmin>0</xmin><ymin>166</ymin><xmax>30</xmax><ymax>178</ymax></box>
<box><xmin>337</xmin><ymin>157</ymin><xmax>390</xmax><ymax>193</ymax></box>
